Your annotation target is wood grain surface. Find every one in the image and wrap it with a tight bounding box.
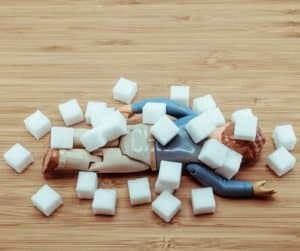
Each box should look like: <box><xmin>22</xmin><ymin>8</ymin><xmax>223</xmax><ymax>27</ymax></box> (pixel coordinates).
<box><xmin>0</xmin><ymin>0</ymin><xmax>299</xmax><ymax>250</ymax></box>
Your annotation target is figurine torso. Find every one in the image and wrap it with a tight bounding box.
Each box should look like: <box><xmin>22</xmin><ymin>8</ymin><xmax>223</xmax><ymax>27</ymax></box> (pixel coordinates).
<box><xmin>155</xmin><ymin>127</ymin><xmax>204</xmax><ymax>168</ymax></box>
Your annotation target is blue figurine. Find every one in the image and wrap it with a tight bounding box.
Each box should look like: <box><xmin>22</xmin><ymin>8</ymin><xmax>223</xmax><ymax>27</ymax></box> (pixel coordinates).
<box><xmin>43</xmin><ymin>98</ymin><xmax>275</xmax><ymax>198</ymax></box>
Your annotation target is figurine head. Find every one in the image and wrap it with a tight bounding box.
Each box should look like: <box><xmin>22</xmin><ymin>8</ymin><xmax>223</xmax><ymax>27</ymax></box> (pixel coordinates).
<box><xmin>211</xmin><ymin>122</ymin><xmax>266</xmax><ymax>164</ymax></box>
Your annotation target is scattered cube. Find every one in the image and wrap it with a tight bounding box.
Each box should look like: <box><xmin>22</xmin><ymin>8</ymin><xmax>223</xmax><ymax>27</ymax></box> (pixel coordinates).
<box><xmin>267</xmin><ymin>147</ymin><xmax>296</xmax><ymax>177</ymax></box>
<box><xmin>50</xmin><ymin>127</ymin><xmax>74</xmax><ymax>149</ymax></box>
<box><xmin>192</xmin><ymin>94</ymin><xmax>217</xmax><ymax>114</ymax></box>
<box><xmin>191</xmin><ymin>187</ymin><xmax>216</xmax><ymax>215</ymax></box>
<box><xmin>128</xmin><ymin>177</ymin><xmax>151</xmax><ymax>206</ymax></box>
<box><xmin>24</xmin><ymin>110</ymin><xmax>51</xmax><ymax>140</ymax></box>
<box><xmin>113</xmin><ymin>77</ymin><xmax>138</xmax><ymax>104</ymax></box>
<box><xmin>3</xmin><ymin>143</ymin><xmax>33</xmax><ymax>173</ymax></box>
<box><xmin>99</xmin><ymin>111</ymin><xmax>128</xmax><ymax>141</ymax></box>
<box><xmin>154</xmin><ymin>180</ymin><xmax>175</xmax><ymax>194</ymax></box>
<box><xmin>204</xmin><ymin>107</ymin><xmax>226</xmax><ymax>127</ymax></box>
<box><xmin>154</xmin><ymin>161</ymin><xmax>182</xmax><ymax>193</ymax></box>
<box><xmin>215</xmin><ymin>148</ymin><xmax>242</xmax><ymax>179</ymax></box>
<box><xmin>85</xmin><ymin>101</ymin><xmax>107</xmax><ymax>124</ymax></box>
<box><xmin>76</xmin><ymin>172</ymin><xmax>98</xmax><ymax>199</ymax></box>
<box><xmin>91</xmin><ymin>107</ymin><xmax>115</xmax><ymax>128</ymax></box>
<box><xmin>272</xmin><ymin>124</ymin><xmax>297</xmax><ymax>151</ymax></box>
<box><xmin>185</xmin><ymin>113</ymin><xmax>216</xmax><ymax>143</ymax></box>
<box><xmin>170</xmin><ymin>85</ymin><xmax>190</xmax><ymax>107</ymax></box>
<box><xmin>92</xmin><ymin>189</ymin><xmax>117</xmax><ymax>216</ymax></box>
<box><xmin>150</xmin><ymin>116</ymin><xmax>179</xmax><ymax>146</ymax></box>
<box><xmin>31</xmin><ymin>184</ymin><xmax>63</xmax><ymax>216</ymax></box>
<box><xmin>231</xmin><ymin>108</ymin><xmax>255</xmax><ymax>123</ymax></box>
<box><xmin>198</xmin><ymin>139</ymin><xmax>228</xmax><ymax>169</ymax></box>
<box><xmin>152</xmin><ymin>191</ymin><xmax>181</xmax><ymax>223</ymax></box>
<box><xmin>58</xmin><ymin>99</ymin><xmax>84</xmax><ymax>126</ymax></box>
<box><xmin>80</xmin><ymin>128</ymin><xmax>108</xmax><ymax>152</ymax></box>
<box><xmin>142</xmin><ymin>102</ymin><xmax>166</xmax><ymax>124</ymax></box>
<box><xmin>234</xmin><ymin>116</ymin><xmax>258</xmax><ymax>142</ymax></box>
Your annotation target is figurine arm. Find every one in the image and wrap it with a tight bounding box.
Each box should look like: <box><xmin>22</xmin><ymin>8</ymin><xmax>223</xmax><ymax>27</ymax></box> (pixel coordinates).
<box><xmin>186</xmin><ymin>163</ymin><xmax>275</xmax><ymax>198</ymax></box>
<box><xmin>122</xmin><ymin>98</ymin><xmax>196</xmax><ymax>119</ymax></box>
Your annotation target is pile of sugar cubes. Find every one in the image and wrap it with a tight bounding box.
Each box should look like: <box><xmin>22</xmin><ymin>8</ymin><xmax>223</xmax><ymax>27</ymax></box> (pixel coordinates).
<box><xmin>2</xmin><ymin>78</ymin><xmax>298</xmax><ymax>222</ymax></box>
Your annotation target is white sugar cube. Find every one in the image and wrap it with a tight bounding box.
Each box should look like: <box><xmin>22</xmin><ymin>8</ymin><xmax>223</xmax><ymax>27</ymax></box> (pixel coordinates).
<box><xmin>24</xmin><ymin>110</ymin><xmax>51</xmax><ymax>140</ymax></box>
<box><xmin>76</xmin><ymin>171</ymin><xmax>98</xmax><ymax>199</ymax></box>
<box><xmin>128</xmin><ymin>177</ymin><xmax>151</xmax><ymax>206</ymax></box>
<box><xmin>234</xmin><ymin>116</ymin><xmax>258</xmax><ymax>142</ymax></box>
<box><xmin>92</xmin><ymin>189</ymin><xmax>117</xmax><ymax>215</ymax></box>
<box><xmin>155</xmin><ymin>161</ymin><xmax>182</xmax><ymax>193</ymax></box>
<box><xmin>150</xmin><ymin>116</ymin><xmax>179</xmax><ymax>146</ymax></box>
<box><xmin>91</xmin><ymin>107</ymin><xmax>115</xmax><ymax>128</ymax></box>
<box><xmin>152</xmin><ymin>191</ymin><xmax>181</xmax><ymax>223</ymax></box>
<box><xmin>154</xmin><ymin>180</ymin><xmax>175</xmax><ymax>194</ymax></box>
<box><xmin>215</xmin><ymin>149</ymin><xmax>242</xmax><ymax>179</ymax></box>
<box><xmin>185</xmin><ymin>113</ymin><xmax>216</xmax><ymax>143</ymax></box>
<box><xmin>272</xmin><ymin>124</ymin><xmax>297</xmax><ymax>151</ymax></box>
<box><xmin>80</xmin><ymin>128</ymin><xmax>107</xmax><ymax>152</ymax></box>
<box><xmin>204</xmin><ymin>107</ymin><xmax>226</xmax><ymax>127</ymax></box>
<box><xmin>198</xmin><ymin>139</ymin><xmax>228</xmax><ymax>169</ymax></box>
<box><xmin>191</xmin><ymin>187</ymin><xmax>216</xmax><ymax>215</ymax></box>
<box><xmin>50</xmin><ymin>127</ymin><xmax>74</xmax><ymax>149</ymax></box>
<box><xmin>192</xmin><ymin>94</ymin><xmax>217</xmax><ymax>114</ymax></box>
<box><xmin>142</xmin><ymin>102</ymin><xmax>166</xmax><ymax>124</ymax></box>
<box><xmin>170</xmin><ymin>85</ymin><xmax>190</xmax><ymax>107</ymax></box>
<box><xmin>3</xmin><ymin>143</ymin><xmax>33</xmax><ymax>173</ymax></box>
<box><xmin>231</xmin><ymin>108</ymin><xmax>255</xmax><ymax>123</ymax></box>
<box><xmin>85</xmin><ymin>101</ymin><xmax>107</xmax><ymax>124</ymax></box>
<box><xmin>267</xmin><ymin>147</ymin><xmax>296</xmax><ymax>177</ymax></box>
<box><xmin>58</xmin><ymin>99</ymin><xmax>84</xmax><ymax>126</ymax></box>
<box><xmin>99</xmin><ymin>111</ymin><xmax>127</xmax><ymax>141</ymax></box>
<box><xmin>31</xmin><ymin>184</ymin><xmax>63</xmax><ymax>216</ymax></box>
<box><xmin>113</xmin><ymin>77</ymin><xmax>138</xmax><ymax>104</ymax></box>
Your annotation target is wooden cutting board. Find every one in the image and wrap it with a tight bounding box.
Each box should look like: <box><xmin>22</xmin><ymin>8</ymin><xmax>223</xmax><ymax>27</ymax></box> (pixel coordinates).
<box><xmin>0</xmin><ymin>1</ymin><xmax>299</xmax><ymax>250</ymax></box>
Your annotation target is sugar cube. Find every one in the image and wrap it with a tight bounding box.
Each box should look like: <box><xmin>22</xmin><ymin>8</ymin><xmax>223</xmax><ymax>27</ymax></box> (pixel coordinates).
<box><xmin>150</xmin><ymin>116</ymin><xmax>179</xmax><ymax>146</ymax></box>
<box><xmin>80</xmin><ymin>128</ymin><xmax>107</xmax><ymax>152</ymax></box>
<box><xmin>3</xmin><ymin>143</ymin><xmax>33</xmax><ymax>173</ymax></box>
<box><xmin>85</xmin><ymin>101</ymin><xmax>107</xmax><ymax>124</ymax></box>
<box><xmin>91</xmin><ymin>107</ymin><xmax>115</xmax><ymax>128</ymax></box>
<box><xmin>58</xmin><ymin>99</ymin><xmax>84</xmax><ymax>126</ymax></box>
<box><xmin>267</xmin><ymin>147</ymin><xmax>296</xmax><ymax>177</ymax></box>
<box><xmin>272</xmin><ymin>124</ymin><xmax>297</xmax><ymax>151</ymax></box>
<box><xmin>191</xmin><ymin>187</ymin><xmax>216</xmax><ymax>215</ymax></box>
<box><xmin>142</xmin><ymin>102</ymin><xmax>166</xmax><ymax>124</ymax></box>
<box><xmin>234</xmin><ymin>116</ymin><xmax>258</xmax><ymax>142</ymax></box>
<box><xmin>198</xmin><ymin>139</ymin><xmax>228</xmax><ymax>169</ymax></box>
<box><xmin>76</xmin><ymin>172</ymin><xmax>98</xmax><ymax>199</ymax></box>
<box><xmin>24</xmin><ymin>110</ymin><xmax>51</xmax><ymax>140</ymax></box>
<box><xmin>185</xmin><ymin>113</ymin><xmax>216</xmax><ymax>143</ymax></box>
<box><xmin>113</xmin><ymin>77</ymin><xmax>138</xmax><ymax>104</ymax></box>
<box><xmin>204</xmin><ymin>107</ymin><xmax>226</xmax><ymax>127</ymax></box>
<box><xmin>215</xmin><ymin>148</ymin><xmax>242</xmax><ymax>179</ymax></box>
<box><xmin>50</xmin><ymin>127</ymin><xmax>74</xmax><ymax>149</ymax></box>
<box><xmin>92</xmin><ymin>189</ymin><xmax>117</xmax><ymax>215</ymax></box>
<box><xmin>31</xmin><ymin>184</ymin><xmax>63</xmax><ymax>216</ymax></box>
<box><xmin>170</xmin><ymin>85</ymin><xmax>190</xmax><ymax>107</ymax></box>
<box><xmin>99</xmin><ymin>111</ymin><xmax>127</xmax><ymax>141</ymax></box>
<box><xmin>154</xmin><ymin>180</ymin><xmax>175</xmax><ymax>194</ymax></box>
<box><xmin>192</xmin><ymin>94</ymin><xmax>217</xmax><ymax>114</ymax></box>
<box><xmin>152</xmin><ymin>191</ymin><xmax>181</xmax><ymax>223</ymax></box>
<box><xmin>154</xmin><ymin>161</ymin><xmax>182</xmax><ymax>193</ymax></box>
<box><xmin>128</xmin><ymin>177</ymin><xmax>151</xmax><ymax>206</ymax></box>
<box><xmin>231</xmin><ymin>108</ymin><xmax>255</xmax><ymax>123</ymax></box>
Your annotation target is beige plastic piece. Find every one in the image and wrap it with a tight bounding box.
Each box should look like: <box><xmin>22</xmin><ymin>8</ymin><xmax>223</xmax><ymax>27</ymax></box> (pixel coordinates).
<box><xmin>89</xmin><ymin>148</ymin><xmax>149</xmax><ymax>173</ymax></box>
<box><xmin>58</xmin><ymin>149</ymin><xmax>102</xmax><ymax>171</ymax></box>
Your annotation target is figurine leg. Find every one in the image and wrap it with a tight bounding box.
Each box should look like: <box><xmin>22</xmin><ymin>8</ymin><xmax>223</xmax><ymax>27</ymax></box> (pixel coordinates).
<box><xmin>89</xmin><ymin>148</ymin><xmax>150</xmax><ymax>173</ymax></box>
<box><xmin>43</xmin><ymin>148</ymin><xmax>150</xmax><ymax>176</ymax></box>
